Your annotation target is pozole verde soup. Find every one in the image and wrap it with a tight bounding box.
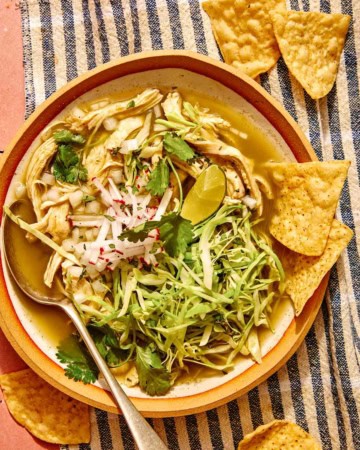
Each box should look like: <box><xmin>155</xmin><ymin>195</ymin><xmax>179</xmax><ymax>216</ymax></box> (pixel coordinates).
<box><xmin>9</xmin><ymin>87</ymin><xmax>289</xmax><ymax>395</ymax></box>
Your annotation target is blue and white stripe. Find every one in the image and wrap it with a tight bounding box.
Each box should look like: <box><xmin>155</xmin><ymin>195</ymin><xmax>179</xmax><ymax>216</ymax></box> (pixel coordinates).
<box><xmin>19</xmin><ymin>0</ymin><xmax>360</xmax><ymax>448</ymax></box>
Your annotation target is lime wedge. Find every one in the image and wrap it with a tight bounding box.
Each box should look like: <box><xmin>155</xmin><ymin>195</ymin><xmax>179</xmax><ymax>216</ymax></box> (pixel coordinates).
<box><xmin>181</xmin><ymin>165</ymin><xmax>226</xmax><ymax>224</ymax></box>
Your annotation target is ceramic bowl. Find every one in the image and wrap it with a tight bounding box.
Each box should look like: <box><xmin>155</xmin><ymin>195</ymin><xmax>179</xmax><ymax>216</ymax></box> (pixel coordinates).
<box><xmin>0</xmin><ymin>50</ymin><xmax>326</xmax><ymax>417</ymax></box>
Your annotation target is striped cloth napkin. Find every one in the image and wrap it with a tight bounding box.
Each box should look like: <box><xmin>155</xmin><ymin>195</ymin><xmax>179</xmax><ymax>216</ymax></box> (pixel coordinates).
<box><xmin>18</xmin><ymin>1</ymin><xmax>359</xmax><ymax>449</ymax></box>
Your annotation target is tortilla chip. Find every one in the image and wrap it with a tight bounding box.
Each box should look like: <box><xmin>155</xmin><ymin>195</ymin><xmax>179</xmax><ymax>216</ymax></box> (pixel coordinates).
<box><xmin>284</xmin><ymin>219</ymin><xmax>352</xmax><ymax>316</ymax></box>
<box><xmin>271</xmin><ymin>11</ymin><xmax>350</xmax><ymax>99</ymax></box>
<box><xmin>202</xmin><ymin>0</ymin><xmax>286</xmax><ymax>78</ymax></box>
<box><xmin>0</xmin><ymin>368</ymin><xmax>90</xmax><ymax>444</ymax></box>
<box><xmin>238</xmin><ymin>420</ymin><xmax>321</xmax><ymax>449</ymax></box>
<box><xmin>269</xmin><ymin>161</ymin><xmax>350</xmax><ymax>256</ymax></box>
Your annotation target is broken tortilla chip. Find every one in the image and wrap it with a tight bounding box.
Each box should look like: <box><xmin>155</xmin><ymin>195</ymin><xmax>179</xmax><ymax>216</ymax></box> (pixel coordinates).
<box><xmin>238</xmin><ymin>419</ymin><xmax>321</xmax><ymax>449</ymax></box>
<box><xmin>0</xmin><ymin>368</ymin><xmax>90</xmax><ymax>444</ymax></box>
<box><xmin>202</xmin><ymin>0</ymin><xmax>286</xmax><ymax>78</ymax></box>
<box><xmin>271</xmin><ymin>10</ymin><xmax>350</xmax><ymax>99</ymax></box>
<box><xmin>269</xmin><ymin>161</ymin><xmax>350</xmax><ymax>256</ymax></box>
<box><xmin>283</xmin><ymin>219</ymin><xmax>352</xmax><ymax>316</ymax></box>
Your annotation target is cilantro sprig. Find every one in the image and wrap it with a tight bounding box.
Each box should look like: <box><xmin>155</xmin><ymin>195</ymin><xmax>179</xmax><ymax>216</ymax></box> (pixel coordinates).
<box><xmin>52</xmin><ymin>129</ymin><xmax>88</xmax><ymax>184</ymax></box>
<box><xmin>56</xmin><ymin>335</ymin><xmax>99</xmax><ymax>384</ymax></box>
<box><xmin>135</xmin><ymin>344</ymin><xmax>171</xmax><ymax>396</ymax></box>
<box><xmin>146</xmin><ymin>133</ymin><xmax>194</xmax><ymax>196</ymax></box>
<box><xmin>119</xmin><ymin>212</ymin><xmax>193</xmax><ymax>257</ymax></box>
<box><xmin>146</xmin><ymin>159</ymin><xmax>169</xmax><ymax>196</ymax></box>
<box><xmin>163</xmin><ymin>132</ymin><xmax>194</xmax><ymax>161</ymax></box>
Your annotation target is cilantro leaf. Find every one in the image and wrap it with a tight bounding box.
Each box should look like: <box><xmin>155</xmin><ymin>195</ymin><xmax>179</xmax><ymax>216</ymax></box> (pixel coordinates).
<box><xmin>58</xmin><ymin>144</ymin><xmax>79</xmax><ymax>167</ymax></box>
<box><xmin>53</xmin><ymin>129</ymin><xmax>86</xmax><ymax>145</ymax></box>
<box><xmin>53</xmin><ymin>144</ymin><xmax>88</xmax><ymax>184</ymax></box>
<box><xmin>163</xmin><ymin>133</ymin><xmax>195</xmax><ymax>161</ymax></box>
<box><xmin>119</xmin><ymin>213</ymin><xmax>193</xmax><ymax>257</ymax></box>
<box><xmin>89</xmin><ymin>326</ymin><xmax>129</xmax><ymax>368</ymax></box>
<box><xmin>135</xmin><ymin>345</ymin><xmax>171</xmax><ymax>396</ymax></box>
<box><xmin>56</xmin><ymin>335</ymin><xmax>99</xmax><ymax>384</ymax></box>
<box><xmin>146</xmin><ymin>159</ymin><xmax>169</xmax><ymax>196</ymax></box>
<box><xmin>126</xmin><ymin>100</ymin><xmax>135</xmax><ymax>109</ymax></box>
<box><xmin>158</xmin><ymin>213</ymin><xmax>193</xmax><ymax>257</ymax></box>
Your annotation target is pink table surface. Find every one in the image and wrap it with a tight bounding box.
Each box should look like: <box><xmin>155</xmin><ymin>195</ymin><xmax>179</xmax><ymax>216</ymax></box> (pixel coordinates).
<box><xmin>0</xmin><ymin>2</ymin><xmax>58</xmax><ymax>449</ymax></box>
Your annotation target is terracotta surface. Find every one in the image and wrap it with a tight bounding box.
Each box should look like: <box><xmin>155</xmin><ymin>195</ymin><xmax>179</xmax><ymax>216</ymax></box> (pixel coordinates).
<box><xmin>0</xmin><ymin>1</ymin><xmax>25</xmax><ymax>151</ymax></box>
<box><xmin>0</xmin><ymin>4</ymin><xmax>57</xmax><ymax>450</ymax></box>
<box><xmin>0</xmin><ymin>50</ymin><xmax>326</xmax><ymax>417</ymax></box>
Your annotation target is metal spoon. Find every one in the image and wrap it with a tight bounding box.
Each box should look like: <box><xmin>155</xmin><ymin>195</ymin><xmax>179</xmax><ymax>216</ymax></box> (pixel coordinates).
<box><xmin>2</xmin><ymin>200</ymin><xmax>168</xmax><ymax>450</ymax></box>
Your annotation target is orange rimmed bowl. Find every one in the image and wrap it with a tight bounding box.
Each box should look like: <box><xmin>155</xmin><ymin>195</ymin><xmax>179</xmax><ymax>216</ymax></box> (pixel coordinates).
<box><xmin>0</xmin><ymin>50</ymin><xmax>325</xmax><ymax>417</ymax></box>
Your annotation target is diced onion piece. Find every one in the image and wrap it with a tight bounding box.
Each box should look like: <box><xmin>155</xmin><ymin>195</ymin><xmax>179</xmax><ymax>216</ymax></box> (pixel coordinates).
<box><xmin>92</xmin><ymin>279</ymin><xmax>107</xmax><ymax>295</ymax></box>
<box><xmin>242</xmin><ymin>195</ymin><xmax>257</xmax><ymax>210</ymax></box>
<box><xmin>41</xmin><ymin>172</ymin><xmax>55</xmax><ymax>185</ymax></box>
<box><xmin>109</xmin><ymin>169</ymin><xmax>123</xmax><ymax>184</ymax></box>
<box><xmin>67</xmin><ymin>266</ymin><xmax>84</xmax><ymax>279</ymax></box>
<box><xmin>46</xmin><ymin>187</ymin><xmax>61</xmax><ymax>202</ymax></box>
<box><xmin>90</xmin><ymin>100</ymin><xmax>109</xmax><ymax>110</ymax></box>
<box><xmin>85</xmin><ymin>200</ymin><xmax>101</xmax><ymax>214</ymax></box>
<box><xmin>70</xmin><ymin>106</ymin><xmax>85</xmax><ymax>120</ymax></box>
<box><xmin>69</xmin><ymin>190</ymin><xmax>84</xmax><ymax>209</ymax></box>
<box><xmin>103</xmin><ymin>117</ymin><xmax>118</xmax><ymax>131</ymax></box>
<box><xmin>73</xmin><ymin>292</ymin><xmax>88</xmax><ymax>304</ymax></box>
<box><xmin>120</xmin><ymin>139</ymin><xmax>138</xmax><ymax>154</ymax></box>
<box><xmin>14</xmin><ymin>182</ymin><xmax>27</xmax><ymax>199</ymax></box>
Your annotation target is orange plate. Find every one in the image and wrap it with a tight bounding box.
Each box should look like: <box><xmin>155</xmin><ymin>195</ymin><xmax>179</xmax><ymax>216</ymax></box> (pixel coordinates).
<box><xmin>0</xmin><ymin>51</ymin><xmax>325</xmax><ymax>417</ymax></box>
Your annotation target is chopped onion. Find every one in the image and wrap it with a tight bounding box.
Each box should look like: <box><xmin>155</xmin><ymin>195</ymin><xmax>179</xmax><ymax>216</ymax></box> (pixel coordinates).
<box><xmin>67</xmin><ymin>266</ymin><xmax>84</xmax><ymax>279</ymax></box>
<box><xmin>90</xmin><ymin>100</ymin><xmax>109</xmax><ymax>110</ymax></box>
<box><xmin>69</xmin><ymin>190</ymin><xmax>84</xmax><ymax>209</ymax></box>
<box><xmin>242</xmin><ymin>195</ymin><xmax>257</xmax><ymax>210</ymax></box>
<box><xmin>103</xmin><ymin>117</ymin><xmax>118</xmax><ymax>131</ymax></box>
<box><xmin>70</xmin><ymin>106</ymin><xmax>85</xmax><ymax>120</ymax></box>
<box><xmin>120</xmin><ymin>139</ymin><xmax>138</xmax><ymax>154</ymax></box>
<box><xmin>46</xmin><ymin>187</ymin><xmax>60</xmax><ymax>202</ymax></box>
<box><xmin>41</xmin><ymin>172</ymin><xmax>55</xmax><ymax>185</ymax></box>
<box><xmin>92</xmin><ymin>279</ymin><xmax>107</xmax><ymax>295</ymax></box>
<box><xmin>14</xmin><ymin>182</ymin><xmax>27</xmax><ymax>199</ymax></box>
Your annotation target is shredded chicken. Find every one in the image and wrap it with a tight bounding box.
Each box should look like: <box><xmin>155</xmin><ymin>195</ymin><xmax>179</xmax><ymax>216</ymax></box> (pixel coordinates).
<box><xmin>69</xmin><ymin>88</ymin><xmax>163</xmax><ymax>134</ymax></box>
<box><xmin>44</xmin><ymin>251</ymin><xmax>64</xmax><ymax>287</ymax></box>
<box><xmin>32</xmin><ymin>203</ymin><xmax>71</xmax><ymax>243</ymax></box>
<box><xmin>26</xmin><ymin>138</ymin><xmax>58</xmax><ymax>220</ymax></box>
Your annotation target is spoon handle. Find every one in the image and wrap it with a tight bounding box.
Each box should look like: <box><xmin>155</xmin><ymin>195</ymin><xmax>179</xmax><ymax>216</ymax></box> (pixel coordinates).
<box><xmin>61</xmin><ymin>302</ymin><xmax>168</xmax><ymax>450</ymax></box>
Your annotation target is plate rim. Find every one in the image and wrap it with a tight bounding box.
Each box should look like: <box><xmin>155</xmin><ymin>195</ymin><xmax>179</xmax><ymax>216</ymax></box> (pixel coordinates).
<box><xmin>0</xmin><ymin>50</ymin><xmax>326</xmax><ymax>417</ymax></box>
